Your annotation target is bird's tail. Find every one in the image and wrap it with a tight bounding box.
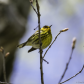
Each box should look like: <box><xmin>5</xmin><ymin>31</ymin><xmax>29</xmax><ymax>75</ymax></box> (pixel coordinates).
<box><xmin>17</xmin><ymin>42</ymin><xmax>27</xmax><ymax>48</ymax></box>
<box><xmin>28</xmin><ymin>47</ymin><xmax>37</xmax><ymax>53</ymax></box>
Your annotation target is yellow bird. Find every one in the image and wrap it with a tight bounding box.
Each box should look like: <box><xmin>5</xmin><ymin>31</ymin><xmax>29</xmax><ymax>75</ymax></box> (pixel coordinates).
<box><xmin>17</xmin><ymin>25</ymin><xmax>52</xmax><ymax>53</ymax></box>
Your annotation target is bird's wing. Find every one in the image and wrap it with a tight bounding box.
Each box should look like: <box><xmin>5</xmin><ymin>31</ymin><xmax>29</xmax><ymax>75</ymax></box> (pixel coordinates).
<box><xmin>27</xmin><ymin>30</ymin><xmax>47</xmax><ymax>45</ymax></box>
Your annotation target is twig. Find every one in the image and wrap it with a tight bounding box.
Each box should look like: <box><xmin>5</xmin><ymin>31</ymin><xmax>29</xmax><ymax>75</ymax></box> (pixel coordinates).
<box><xmin>0</xmin><ymin>81</ymin><xmax>7</xmax><ymax>84</ymax></box>
<box><xmin>0</xmin><ymin>47</ymin><xmax>10</xmax><ymax>84</ymax></box>
<box><xmin>30</xmin><ymin>0</ymin><xmax>48</xmax><ymax>64</ymax></box>
<box><xmin>36</xmin><ymin>0</ymin><xmax>44</xmax><ymax>84</ymax></box>
<box><xmin>3</xmin><ymin>52</ymin><xmax>7</xmax><ymax>83</ymax></box>
<box><xmin>30</xmin><ymin>2</ymin><xmax>38</xmax><ymax>15</ymax></box>
<box><xmin>43</xmin><ymin>28</ymin><xmax>69</xmax><ymax>58</ymax></box>
<box><xmin>43</xmin><ymin>58</ymin><xmax>49</xmax><ymax>64</ymax></box>
<box><xmin>59</xmin><ymin>65</ymin><xmax>84</xmax><ymax>84</ymax></box>
<box><xmin>0</xmin><ymin>81</ymin><xmax>11</xmax><ymax>84</ymax></box>
<box><xmin>34</xmin><ymin>25</ymin><xmax>39</xmax><ymax>30</ymax></box>
<box><xmin>0</xmin><ymin>47</ymin><xmax>7</xmax><ymax>83</ymax></box>
<box><xmin>58</xmin><ymin>49</ymin><xmax>73</xmax><ymax>83</ymax></box>
<box><xmin>58</xmin><ymin>37</ymin><xmax>76</xmax><ymax>83</ymax></box>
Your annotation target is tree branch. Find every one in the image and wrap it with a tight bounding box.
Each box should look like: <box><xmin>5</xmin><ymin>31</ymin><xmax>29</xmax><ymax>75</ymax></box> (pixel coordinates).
<box><xmin>58</xmin><ymin>49</ymin><xmax>73</xmax><ymax>83</ymax></box>
<box><xmin>0</xmin><ymin>47</ymin><xmax>7</xmax><ymax>83</ymax></box>
<box><xmin>59</xmin><ymin>65</ymin><xmax>84</xmax><ymax>84</ymax></box>
<box><xmin>0</xmin><ymin>47</ymin><xmax>10</xmax><ymax>84</ymax></box>
<box><xmin>29</xmin><ymin>0</ymin><xmax>48</xmax><ymax>64</ymax></box>
<box><xmin>43</xmin><ymin>28</ymin><xmax>69</xmax><ymax>58</ymax></box>
<box><xmin>58</xmin><ymin>37</ymin><xmax>76</xmax><ymax>84</ymax></box>
<box><xmin>29</xmin><ymin>1</ymin><xmax>38</xmax><ymax>15</ymax></box>
<box><xmin>36</xmin><ymin>0</ymin><xmax>44</xmax><ymax>84</ymax></box>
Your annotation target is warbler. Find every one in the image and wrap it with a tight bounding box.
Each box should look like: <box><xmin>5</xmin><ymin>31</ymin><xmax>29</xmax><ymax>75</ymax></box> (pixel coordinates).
<box><xmin>17</xmin><ymin>25</ymin><xmax>52</xmax><ymax>53</ymax></box>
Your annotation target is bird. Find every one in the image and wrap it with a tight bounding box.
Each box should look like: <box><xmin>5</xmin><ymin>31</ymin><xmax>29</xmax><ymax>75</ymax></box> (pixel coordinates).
<box><xmin>17</xmin><ymin>25</ymin><xmax>52</xmax><ymax>53</ymax></box>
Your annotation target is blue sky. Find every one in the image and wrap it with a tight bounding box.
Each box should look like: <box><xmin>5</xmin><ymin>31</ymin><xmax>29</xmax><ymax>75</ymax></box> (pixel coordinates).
<box><xmin>10</xmin><ymin>0</ymin><xmax>84</xmax><ymax>84</ymax></box>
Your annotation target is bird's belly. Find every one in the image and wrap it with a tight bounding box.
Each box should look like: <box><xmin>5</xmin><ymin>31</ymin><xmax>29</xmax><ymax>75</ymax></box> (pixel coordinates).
<box><xmin>32</xmin><ymin>35</ymin><xmax>52</xmax><ymax>49</ymax></box>
<box><xmin>42</xmin><ymin>35</ymin><xmax>52</xmax><ymax>49</ymax></box>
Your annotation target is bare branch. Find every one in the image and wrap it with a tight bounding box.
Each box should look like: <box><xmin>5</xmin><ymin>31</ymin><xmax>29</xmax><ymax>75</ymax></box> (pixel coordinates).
<box><xmin>30</xmin><ymin>0</ymin><xmax>48</xmax><ymax>64</ymax></box>
<box><xmin>43</xmin><ymin>28</ymin><xmax>69</xmax><ymax>58</ymax></box>
<box><xmin>0</xmin><ymin>81</ymin><xmax>11</xmax><ymax>84</ymax></box>
<box><xmin>0</xmin><ymin>47</ymin><xmax>7</xmax><ymax>83</ymax></box>
<box><xmin>59</xmin><ymin>65</ymin><xmax>84</xmax><ymax>84</ymax></box>
<box><xmin>36</xmin><ymin>0</ymin><xmax>44</xmax><ymax>84</ymax></box>
<box><xmin>58</xmin><ymin>37</ymin><xmax>76</xmax><ymax>83</ymax></box>
<box><xmin>43</xmin><ymin>58</ymin><xmax>49</xmax><ymax>64</ymax></box>
<box><xmin>30</xmin><ymin>2</ymin><xmax>38</xmax><ymax>15</ymax></box>
<box><xmin>58</xmin><ymin>49</ymin><xmax>73</xmax><ymax>83</ymax></box>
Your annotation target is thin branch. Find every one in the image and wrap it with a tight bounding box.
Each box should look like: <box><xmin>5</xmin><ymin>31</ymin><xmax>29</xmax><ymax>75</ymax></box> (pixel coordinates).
<box><xmin>36</xmin><ymin>0</ymin><xmax>44</xmax><ymax>84</ymax></box>
<box><xmin>58</xmin><ymin>37</ymin><xmax>76</xmax><ymax>83</ymax></box>
<box><xmin>43</xmin><ymin>32</ymin><xmax>61</xmax><ymax>58</ymax></box>
<box><xmin>43</xmin><ymin>58</ymin><xmax>49</xmax><ymax>64</ymax></box>
<box><xmin>34</xmin><ymin>25</ymin><xmax>39</xmax><ymax>30</ymax></box>
<box><xmin>43</xmin><ymin>28</ymin><xmax>69</xmax><ymax>58</ymax></box>
<box><xmin>2</xmin><ymin>52</ymin><xmax>7</xmax><ymax>83</ymax></box>
<box><xmin>0</xmin><ymin>47</ymin><xmax>7</xmax><ymax>82</ymax></box>
<box><xmin>30</xmin><ymin>2</ymin><xmax>38</xmax><ymax>15</ymax></box>
<box><xmin>0</xmin><ymin>47</ymin><xmax>10</xmax><ymax>84</ymax></box>
<box><xmin>0</xmin><ymin>81</ymin><xmax>7</xmax><ymax>84</ymax></box>
<box><xmin>59</xmin><ymin>65</ymin><xmax>84</xmax><ymax>84</ymax></box>
<box><xmin>58</xmin><ymin>49</ymin><xmax>73</xmax><ymax>83</ymax></box>
<box><xmin>0</xmin><ymin>81</ymin><xmax>11</xmax><ymax>84</ymax></box>
<box><xmin>30</xmin><ymin>0</ymin><xmax>48</xmax><ymax>64</ymax></box>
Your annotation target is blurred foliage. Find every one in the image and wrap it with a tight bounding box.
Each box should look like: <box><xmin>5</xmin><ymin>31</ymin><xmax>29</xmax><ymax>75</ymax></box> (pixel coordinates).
<box><xmin>0</xmin><ymin>0</ymin><xmax>31</xmax><ymax>81</ymax></box>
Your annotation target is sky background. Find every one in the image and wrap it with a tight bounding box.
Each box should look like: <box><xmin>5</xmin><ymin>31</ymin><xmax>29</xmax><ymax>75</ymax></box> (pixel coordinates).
<box><xmin>10</xmin><ymin>0</ymin><xmax>84</xmax><ymax>84</ymax></box>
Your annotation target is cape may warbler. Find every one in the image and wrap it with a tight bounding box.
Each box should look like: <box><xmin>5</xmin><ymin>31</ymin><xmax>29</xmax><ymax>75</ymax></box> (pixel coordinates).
<box><xmin>17</xmin><ymin>25</ymin><xmax>52</xmax><ymax>52</ymax></box>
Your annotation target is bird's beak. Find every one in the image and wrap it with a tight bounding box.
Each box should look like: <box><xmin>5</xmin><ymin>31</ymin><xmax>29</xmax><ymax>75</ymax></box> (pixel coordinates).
<box><xmin>49</xmin><ymin>25</ymin><xmax>52</xmax><ymax>27</ymax></box>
